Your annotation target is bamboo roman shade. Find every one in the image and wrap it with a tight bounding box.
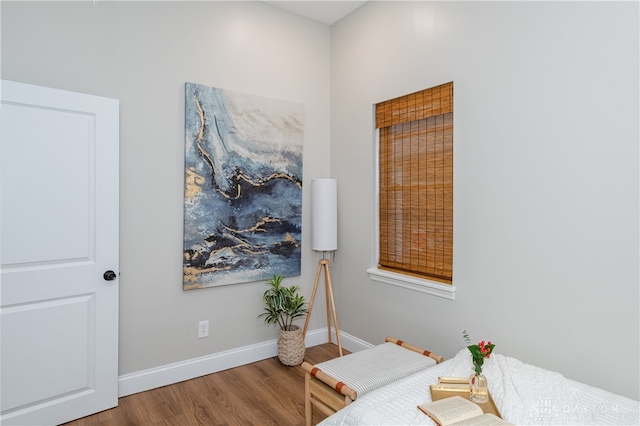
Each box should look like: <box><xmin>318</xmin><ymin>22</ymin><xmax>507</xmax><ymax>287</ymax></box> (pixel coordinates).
<box><xmin>376</xmin><ymin>82</ymin><xmax>453</xmax><ymax>284</ymax></box>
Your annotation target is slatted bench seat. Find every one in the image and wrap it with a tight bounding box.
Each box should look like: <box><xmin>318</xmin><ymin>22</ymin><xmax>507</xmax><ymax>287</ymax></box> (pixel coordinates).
<box><xmin>302</xmin><ymin>336</ymin><xmax>444</xmax><ymax>425</ymax></box>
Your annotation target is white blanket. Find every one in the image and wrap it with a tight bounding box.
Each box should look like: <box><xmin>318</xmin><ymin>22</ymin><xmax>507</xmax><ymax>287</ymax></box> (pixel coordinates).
<box><xmin>319</xmin><ymin>349</ymin><xmax>640</xmax><ymax>425</ymax></box>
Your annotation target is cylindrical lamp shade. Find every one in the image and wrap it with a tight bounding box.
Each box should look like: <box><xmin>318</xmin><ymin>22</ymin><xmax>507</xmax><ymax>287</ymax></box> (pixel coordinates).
<box><xmin>311</xmin><ymin>179</ymin><xmax>337</xmax><ymax>251</ymax></box>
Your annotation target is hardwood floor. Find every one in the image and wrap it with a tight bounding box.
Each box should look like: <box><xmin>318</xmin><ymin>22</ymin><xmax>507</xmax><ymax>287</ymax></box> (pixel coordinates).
<box><xmin>64</xmin><ymin>343</ymin><xmax>347</xmax><ymax>426</ymax></box>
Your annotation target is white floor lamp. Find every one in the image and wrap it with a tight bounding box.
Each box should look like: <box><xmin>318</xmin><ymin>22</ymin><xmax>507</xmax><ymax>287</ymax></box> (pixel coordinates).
<box><xmin>302</xmin><ymin>178</ymin><xmax>343</xmax><ymax>356</ymax></box>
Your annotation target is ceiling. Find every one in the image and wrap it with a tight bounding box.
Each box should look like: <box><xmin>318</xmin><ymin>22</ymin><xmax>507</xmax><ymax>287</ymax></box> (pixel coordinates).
<box><xmin>263</xmin><ymin>1</ymin><xmax>368</xmax><ymax>25</ymax></box>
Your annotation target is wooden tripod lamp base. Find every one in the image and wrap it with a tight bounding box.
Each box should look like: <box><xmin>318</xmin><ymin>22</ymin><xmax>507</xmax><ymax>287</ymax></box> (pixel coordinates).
<box><xmin>302</xmin><ymin>258</ymin><xmax>343</xmax><ymax>357</ymax></box>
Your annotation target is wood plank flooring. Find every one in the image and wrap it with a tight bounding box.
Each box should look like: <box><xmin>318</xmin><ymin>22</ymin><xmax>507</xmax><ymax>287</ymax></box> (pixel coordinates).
<box><xmin>64</xmin><ymin>343</ymin><xmax>347</xmax><ymax>426</ymax></box>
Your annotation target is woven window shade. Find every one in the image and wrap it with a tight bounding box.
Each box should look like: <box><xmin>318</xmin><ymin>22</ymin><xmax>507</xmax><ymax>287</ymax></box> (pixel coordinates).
<box><xmin>377</xmin><ymin>82</ymin><xmax>453</xmax><ymax>284</ymax></box>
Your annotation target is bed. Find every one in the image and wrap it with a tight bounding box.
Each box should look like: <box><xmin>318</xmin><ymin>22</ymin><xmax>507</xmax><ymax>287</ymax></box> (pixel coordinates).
<box><xmin>319</xmin><ymin>349</ymin><xmax>640</xmax><ymax>425</ymax></box>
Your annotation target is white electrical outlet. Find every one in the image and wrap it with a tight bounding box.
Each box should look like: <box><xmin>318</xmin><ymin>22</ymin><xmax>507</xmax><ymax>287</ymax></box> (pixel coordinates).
<box><xmin>198</xmin><ymin>320</ymin><xmax>209</xmax><ymax>338</ymax></box>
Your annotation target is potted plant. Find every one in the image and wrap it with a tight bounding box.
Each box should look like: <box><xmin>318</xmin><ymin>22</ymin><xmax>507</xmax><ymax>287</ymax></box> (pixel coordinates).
<box><xmin>259</xmin><ymin>274</ymin><xmax>308</xmax><ymax>366</ymax></box>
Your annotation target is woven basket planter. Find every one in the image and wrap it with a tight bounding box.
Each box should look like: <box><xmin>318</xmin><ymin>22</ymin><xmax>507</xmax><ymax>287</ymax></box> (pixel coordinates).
<box><xmin>277</xmin><ymin>325</ymin><xmax>305</xmax><ymax>366</ymax></box>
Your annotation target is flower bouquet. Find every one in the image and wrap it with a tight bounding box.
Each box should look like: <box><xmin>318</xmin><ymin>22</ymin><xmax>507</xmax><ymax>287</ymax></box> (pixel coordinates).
<box><xmin>463</xmin><ymin>330</ymin><xmax>495</xmax><ymax>403</ymax></box>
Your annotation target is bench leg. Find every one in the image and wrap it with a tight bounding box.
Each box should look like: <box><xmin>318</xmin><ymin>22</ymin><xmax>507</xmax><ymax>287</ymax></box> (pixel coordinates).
<box><xmin>305</xmin><ymin>371</ymin><xmax>312</xmax><ymax>426</ymax></box>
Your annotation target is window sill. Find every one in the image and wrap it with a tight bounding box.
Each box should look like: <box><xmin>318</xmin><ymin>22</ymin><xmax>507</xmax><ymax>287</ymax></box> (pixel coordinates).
<box><xmin>366</xmin><ymin>268</ymin><xmax>456</xmax><ymax>300</ymax></box>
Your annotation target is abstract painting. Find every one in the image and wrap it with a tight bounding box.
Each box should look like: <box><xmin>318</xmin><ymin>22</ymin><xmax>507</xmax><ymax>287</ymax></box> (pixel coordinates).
<box><xmin>183</xmin><ymin>83</ymin><xmax>304</xmax><ymax>290</ymax></box>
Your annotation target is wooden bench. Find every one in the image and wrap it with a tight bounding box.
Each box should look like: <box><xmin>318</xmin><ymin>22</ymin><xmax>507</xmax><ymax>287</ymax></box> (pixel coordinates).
<box><xmin>302</xmin><ymin>336</ymin><xmax>444</xmax><ymax>425</ymax></box>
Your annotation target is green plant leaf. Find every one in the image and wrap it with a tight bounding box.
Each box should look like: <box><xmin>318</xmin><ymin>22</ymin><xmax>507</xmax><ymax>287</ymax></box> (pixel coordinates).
<box><xmin>258</xmin><ymin>275</ymin><xmax>308</xmax><ymax>330</ymax></box>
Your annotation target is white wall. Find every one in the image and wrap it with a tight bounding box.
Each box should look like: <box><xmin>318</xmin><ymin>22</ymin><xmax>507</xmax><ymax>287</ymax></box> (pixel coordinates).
<box><xmin>1</xmin><ymin>1</ymin><xmax>331</xmax><ymax>376</ymax></box>
<box><xmin>330</xmin><ymin>1</ymin><xmax>639</xmax><ymax>399</ymax></box>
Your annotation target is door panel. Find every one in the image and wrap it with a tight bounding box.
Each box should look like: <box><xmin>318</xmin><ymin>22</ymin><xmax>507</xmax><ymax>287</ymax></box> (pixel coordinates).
<box><xmin>1</xmin><ymin>295</ymin><xmax>94</xmax><ymax>411</ymax></box>
<box><xmin>0</xmin><ymin>80</ymin><xmax>119</xmax><ymax>425</ymax></box>
<box><xmin>1</xmin><ymin>103</ymin><xmax>94</xmax><ymax>266</ymax></box>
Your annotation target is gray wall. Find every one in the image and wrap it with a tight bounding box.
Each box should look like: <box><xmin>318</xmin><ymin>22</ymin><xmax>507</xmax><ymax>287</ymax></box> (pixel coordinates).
<box><xmin>1</xmin><ymin>1</ymin><xmax>332</xmax><ymax>375</ymax></box>
<box><xmin>330</xmin><ymin>1</ymin><xmax>639</xmax><ymax>399</ymax></box>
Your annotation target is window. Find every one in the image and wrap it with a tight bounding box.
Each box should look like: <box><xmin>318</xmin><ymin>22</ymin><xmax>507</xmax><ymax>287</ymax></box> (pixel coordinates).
<box><xmin>374</xmin><ymin>82</ymin><xmax>453</xmax><ymax>288</ymax></box>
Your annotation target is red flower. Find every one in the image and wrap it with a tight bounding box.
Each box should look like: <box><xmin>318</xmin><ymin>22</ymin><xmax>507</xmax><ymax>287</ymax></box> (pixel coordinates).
<box><xmin>463</xmin><ymin>331</ymin><xmax>496</xmax><ymax>374</ymax></box>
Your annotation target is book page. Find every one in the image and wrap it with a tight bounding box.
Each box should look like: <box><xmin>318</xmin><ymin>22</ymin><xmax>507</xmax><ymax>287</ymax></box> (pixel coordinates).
<box><xmin>452</xmin><ymin>413</ymin><xmax>511</xmax><ymax>425</ymax></box>
<box><xmin>418</xmin><ymin>396</ymin><xmax>484</xmax><ymax>426</ymax></box>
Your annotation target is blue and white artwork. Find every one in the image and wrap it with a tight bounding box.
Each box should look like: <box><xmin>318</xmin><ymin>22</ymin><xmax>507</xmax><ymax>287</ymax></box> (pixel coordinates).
<box><xmin>183</xmin><ymin>83</ymin><xmax>304</xmax><ymax>290</ymax></box>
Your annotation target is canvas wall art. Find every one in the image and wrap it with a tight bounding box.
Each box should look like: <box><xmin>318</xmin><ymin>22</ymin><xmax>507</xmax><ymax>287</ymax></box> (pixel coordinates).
<box><xmin>183</xmin><ymin>82</ymin><xmax>304</xmax><ymax>290</ymax></box>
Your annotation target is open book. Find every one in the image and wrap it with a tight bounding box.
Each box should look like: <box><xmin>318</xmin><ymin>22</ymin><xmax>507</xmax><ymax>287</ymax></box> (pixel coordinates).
<box><xmin>418</xmin><ymin>396</ymin><xmax>511</xmax><ymax>425</ymax></box>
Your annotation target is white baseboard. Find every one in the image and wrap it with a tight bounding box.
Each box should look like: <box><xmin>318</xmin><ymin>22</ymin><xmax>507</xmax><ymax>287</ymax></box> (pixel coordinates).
<box><xmin>118</xmin><ymin>328</ymin><xmax>372</xmax><ymax>397</ymax></box>
<box><xmin>332</xmin><ymin>329</ymin><xmax>375</xmax><ymax>353</ymax></box>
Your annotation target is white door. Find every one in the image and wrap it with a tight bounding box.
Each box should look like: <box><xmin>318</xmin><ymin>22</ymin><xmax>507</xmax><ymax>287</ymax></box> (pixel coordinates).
<box><xmin>0</xmin><ymin>80</ymin><xmax>119</xmax><ymax>425</ymax></box>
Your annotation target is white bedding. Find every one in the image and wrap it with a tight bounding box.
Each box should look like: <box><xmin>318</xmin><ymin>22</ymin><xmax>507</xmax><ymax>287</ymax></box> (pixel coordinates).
<box><xmin>319</xmin><ymin>349</ymin><xmax>640</xmax><ymax>426</ymax></box>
